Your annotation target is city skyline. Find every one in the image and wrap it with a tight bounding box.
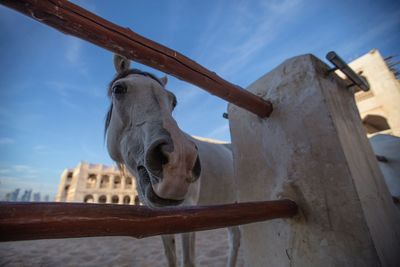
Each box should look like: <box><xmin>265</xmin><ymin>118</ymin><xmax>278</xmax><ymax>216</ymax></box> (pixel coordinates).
<box><xmin>3</xmin><ymin>187</ymin><xmax>49</xmax><ymax>202</ymax></box>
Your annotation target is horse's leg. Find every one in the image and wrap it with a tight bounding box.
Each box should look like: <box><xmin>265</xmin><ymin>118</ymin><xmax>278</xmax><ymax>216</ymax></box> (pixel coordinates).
<box><xmin>181</xmin><ymin>232</ymin><xmax>196</xmax><ymax>267</ymax></box>
<box><xmin>227</xmin><ymin>226</ymin><xmax>241</xmax><ymax>267</ymax></box>
<box><xmin>162</xmin><ymin>234</ymin><xmax>177</xmax><ymax>267</ymax></box>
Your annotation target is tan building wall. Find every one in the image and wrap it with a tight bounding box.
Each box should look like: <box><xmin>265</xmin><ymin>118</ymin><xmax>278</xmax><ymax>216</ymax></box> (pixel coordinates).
<box><xmin>350</xmin><ymin>49</ymin><xmax>400</xmax><ymax>136</ymax></box>
<box><xmin>55</xmin><ymin>161</ymin><xmax>139</xmax><ymax>205</ymax></box>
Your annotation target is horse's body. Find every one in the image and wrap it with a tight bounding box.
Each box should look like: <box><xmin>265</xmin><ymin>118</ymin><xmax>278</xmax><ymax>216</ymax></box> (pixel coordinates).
<box><xmin>161</xmin><ymin>137</ymin><xmax>240</xmax><ymax>267</ymax></box>
<box><xmin>105</xmin><ymin>54</ymin><xmax>240</xmax><ymax>267</ymax></box>
<box><xmin>369</xmin><ymin>134</ymin><xmax>400</xmax><ymax>204</ymax></box>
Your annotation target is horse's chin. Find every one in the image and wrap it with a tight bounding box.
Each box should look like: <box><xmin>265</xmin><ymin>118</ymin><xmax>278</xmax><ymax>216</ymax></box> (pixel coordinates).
<box><xmin>137</xmin><ymin>166</ymin><xmax>184</xmax><ymax>207</ymax></box>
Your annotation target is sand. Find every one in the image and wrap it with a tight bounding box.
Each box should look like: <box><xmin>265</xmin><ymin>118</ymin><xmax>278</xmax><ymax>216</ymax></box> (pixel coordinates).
<box><xmin>0</xmin><ymin>228</ymin><xmax>244</xmax><ymax>266</ymax></box>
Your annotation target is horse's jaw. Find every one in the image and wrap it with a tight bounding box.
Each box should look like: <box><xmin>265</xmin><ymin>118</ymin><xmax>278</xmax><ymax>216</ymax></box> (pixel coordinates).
<box><xmin>137</xmin><ymin>166</ymin><xmax>184</xmax><ymax>207</ymax></box>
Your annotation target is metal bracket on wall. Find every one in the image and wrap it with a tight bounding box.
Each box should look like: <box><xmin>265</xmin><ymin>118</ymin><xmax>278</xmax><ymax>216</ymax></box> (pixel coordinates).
<box><xmin>326</xmin><ymin>51</ymin><xmax>370</xmax><ymax>92</ymax></box>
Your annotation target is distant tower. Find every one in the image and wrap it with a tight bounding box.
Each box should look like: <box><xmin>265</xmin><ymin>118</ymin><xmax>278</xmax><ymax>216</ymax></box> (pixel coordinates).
<box><xmin>33</xmin><ymin>192</ymin><xmax>41</xmax><ymax>202</ymax></box>
<box><xmin>44</xmin><ymin>195</ymin><xmax>49</xmax><ymax>202</ymax></box>
<box><xmin>21</xmin><ymin>190</ymin><xmax>32</xmax><ymax>202</ymax></box>
<box><xmin>10</xmin><ymin>188</ymin><xmax>20</xmax><ymax>201</ymax></box>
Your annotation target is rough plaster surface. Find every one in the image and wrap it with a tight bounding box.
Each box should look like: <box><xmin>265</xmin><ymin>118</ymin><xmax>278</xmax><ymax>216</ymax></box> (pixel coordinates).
<box><xmin>228</xmin><ymin>55</ymin><xmax>400</xmax><ymax>267</ymax></box>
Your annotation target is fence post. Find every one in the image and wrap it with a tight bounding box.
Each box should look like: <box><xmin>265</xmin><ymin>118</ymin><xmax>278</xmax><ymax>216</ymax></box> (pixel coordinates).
<box><xmin>229</xmin><ymin>54</ymin><xmax>400</xmax><ymax>266</ymax></box>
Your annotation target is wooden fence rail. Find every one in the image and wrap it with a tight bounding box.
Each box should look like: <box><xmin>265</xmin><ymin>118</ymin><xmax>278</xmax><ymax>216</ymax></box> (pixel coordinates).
<box><xmin>0</xmin><ymin>200</ymin><xmax>297</xmax><ymax>242</ymax></box>
<box><xmin>0</xmin><ymin>0</ymin><xmax>273</xmax><ymax>117</ymax></box>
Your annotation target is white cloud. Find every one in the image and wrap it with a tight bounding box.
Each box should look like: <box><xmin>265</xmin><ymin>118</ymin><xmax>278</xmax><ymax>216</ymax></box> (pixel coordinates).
<box><xmin>337</xmin><ymin>9</ymin><xmax>400</xmax><ymax>60</ymax></box>
<box><xmin>0</xmin><ymin>164</ymin><xmax>38</xmax><ymax>177</ymax></box>
<box><xmin>215</xmin><ymin>0</ymin><xmax>303</xmax><ymax>77</ymax></box>
<box><xmin>44</xmin><ymin>80</ymin><xmax>102</xmax><ymax>110</ymax></box>
<box><xmin>0</xmin><ymin>169</ymin><xmax>10</xmax><ymax>175</ymax></box>
<box><xmin>261</xmin><ymin>0</ymin><xmax>301</xmax><ymax>13</ymax></box>
<box><xmin>0</xmin><ymin>106</ymin><xmax>44</xmax><ymax>134</ymax></box>
<box><xmin>161</xmin><ymin>0</ymin><xmax>186</xmax><ymax>45</ymax></box>
<box><xmin>173</xmin><ymin>83</ymin><xmax>203</xmax><ymax>105</ymax></box>
<box><xmin>33</xmin><ymin>145</ymin><xmax>46</xmax><ymax>152</ymax></box>
<box><xmin>46</xmin><ymin>81</ymin><xmax>103</xmax><ymax>98</ymax></box>
<box><xmin>205</xmin><ymin>123</ymin><xmax>230</xmax><ymax>141</ymax></box>
<box><xmin>64</xmin><ymin>37</ymin><xmax>89</xmax><ymax>76</ymax></box>
<box><xmin>0</xmin><ymin>137</ymin><xmax>15</xmax><ymax>145</ymax></box>
<box><xmin>66</xmin><ymin>37</ymin><xmax>82</xmax><ymax>64</ymax></box>
<box><xmin>13</xmin><ymin>165</ymin><xmax>32</xmax><ymax>172</ymax></box>
<box><xmin>12</xmin><ymin>165</ymin><xmax>38</xmax><ymax>177</ymax></box>
<box><xmin>192</xmin><ymin>0</ymin><xmax>303</xmax><ymax>79</ymax></box>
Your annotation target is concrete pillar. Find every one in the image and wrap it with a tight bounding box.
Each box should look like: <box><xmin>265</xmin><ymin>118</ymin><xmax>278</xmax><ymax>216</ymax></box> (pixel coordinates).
<box><xmin>228</xmin><ymin>54</ymin><xmax>400</xmax><ymax>267</ymax></box>
<box><xmin>106</xmin><ymin>175</ymin><xmax>111</xmax><ymax>189</ymax></box>
<box><xmin>121</xmin><ymin>176</ymin><xmax>126</xmax><ymax>189</ymax></box>
<box><xmin>95</xmin><ymin>174</ymin><xmax>101</xmax><ymax>189</ymax></box>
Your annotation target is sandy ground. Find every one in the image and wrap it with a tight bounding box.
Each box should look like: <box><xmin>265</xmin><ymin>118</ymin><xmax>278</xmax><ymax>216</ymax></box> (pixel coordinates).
<box><xmin>0</xmin><ymin>228</ymin><xmax>244</xmax><ymax>267</ymax></box>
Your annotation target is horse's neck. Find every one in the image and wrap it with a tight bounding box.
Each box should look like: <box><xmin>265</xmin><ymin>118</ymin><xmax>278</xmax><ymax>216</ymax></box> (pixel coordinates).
<box><xmin>186</xmin><ymin>136</ymin><xmax>236</xmax><ymax>205</ymax></box>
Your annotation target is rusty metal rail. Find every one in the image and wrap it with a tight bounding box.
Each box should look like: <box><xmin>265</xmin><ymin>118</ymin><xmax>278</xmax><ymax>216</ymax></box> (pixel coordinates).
<box><xmin>0</xmin><ymin>0</ymin><xmax>273</xmax><ymax>117</ymax></box>
<box><xmin>0</xmin><ymin>200</ymin><xmax>297</xmax><ymax>241</ymax></box>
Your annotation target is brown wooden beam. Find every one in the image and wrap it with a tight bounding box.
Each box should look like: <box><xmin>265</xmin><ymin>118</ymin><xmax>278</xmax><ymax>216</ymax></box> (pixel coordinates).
<box><xmin>0</xmin><ymin>0</ymin><xmax>273</xmax><ymax>117</ymax></box>
<box><xmin>0</xmin><ymin>200</ymin><xmax>297</xmax><ymax>241</ymax></box>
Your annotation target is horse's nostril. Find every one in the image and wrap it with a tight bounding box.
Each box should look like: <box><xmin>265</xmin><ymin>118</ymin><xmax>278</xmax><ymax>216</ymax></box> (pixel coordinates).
<box><xmin>192</xmin><ymin>156</ymin><xmax>201</xmax><ymax>180</ymax></box>
<box><xmin>145</xmin><ymin>141</ymin><xmax>172</xmax><ymax>174</ymax></box>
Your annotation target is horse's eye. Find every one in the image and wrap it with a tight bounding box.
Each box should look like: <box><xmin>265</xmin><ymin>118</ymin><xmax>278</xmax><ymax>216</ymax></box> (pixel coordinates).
<box><xmin>112</xmin><ymin>84</ymin><xmax>127</xmax><ymax>95</ymax></box>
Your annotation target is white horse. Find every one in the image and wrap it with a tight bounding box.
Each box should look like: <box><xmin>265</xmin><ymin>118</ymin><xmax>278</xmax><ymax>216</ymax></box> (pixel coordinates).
<box><xmin>369</xmin><ymin>134</ymin><xmax>400</xmax><ymax>206</ymax></box>
<box><xmin>105</xmin><ymin>54</ymin><xmax>240</xmax><ymax>267</ymax></box>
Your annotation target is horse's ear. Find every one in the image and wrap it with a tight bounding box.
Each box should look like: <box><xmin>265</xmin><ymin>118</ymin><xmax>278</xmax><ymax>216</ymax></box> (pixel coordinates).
<box><xmin>160</xmin><ymin>76</ymin><xmax>168</xmax><ymax>86</ymax></box>
<box><xmin>113</xmin><ymin>54</ymin><xmax>131</xmax><ymax>73</ymax></box>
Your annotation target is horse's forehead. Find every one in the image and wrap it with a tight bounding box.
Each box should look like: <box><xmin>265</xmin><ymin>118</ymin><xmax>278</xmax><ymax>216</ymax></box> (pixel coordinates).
<box><xmin>123</xmin><ymin>75</ymin><xmax>167</xmax><ymax>95</ymax></box>
<box><xmin>123</xmin><ymin>74</ymin><xmax>154</xmax><ymax>86</ymax></box>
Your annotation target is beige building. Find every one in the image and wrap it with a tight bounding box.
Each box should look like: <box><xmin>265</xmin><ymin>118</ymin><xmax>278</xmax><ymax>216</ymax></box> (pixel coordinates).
<box><xmin>350</xmin><ymin>49</ymin><xmax>400</xmax><ymax>136</ymax></box>
<box><xmin>55</xmin><ymin>161</ymin><xmax>139</xmax><ymax>205</ymax></box>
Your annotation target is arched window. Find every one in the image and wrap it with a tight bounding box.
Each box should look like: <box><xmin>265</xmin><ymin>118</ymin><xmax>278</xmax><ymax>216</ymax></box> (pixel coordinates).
<box><xmin>84</xmin><ymin>195</ymin><xmax>94</xmax><ymax>203</ymax></box>
<box><xmin>111</xmin><ymin>195</ymin><xmax>119</xmax><ymax>204</ymax></box>
<box><xmin>100</xmin><ymin>175</ymin><xmax>110</xmax><ymax>188</ymax></box>
<box><xmin>98</xmin><ymin>195</ymin><xmax>107</xmax><ymax>204</ymax></box>
<box><xmin>66</xmin><ymin>172</ymin><xmax>73</xmax><ymax>182</ymax></box>
<box><xmin>363</xmin><ymin>114</ymin><xmax>391</xmax><ymax>134</ymax></box>
<box><xmin>62</xmin><ymin>185</ymin><xmax>70</xmax><ymax>199</ymax></box>
<box><xmin>125</xmin><ymin>177</ymin><xmax>132</xmax><ymax>189</ymax></box>
<box><xmin>86</xmin><ymin>173</ymin><xmax>97</xmax><ymax>188</ymax></box>
<box><xmin>134</xmin><ymin>195</ymin><xmax>140</xmax><ymax>205</ymax></box>
<box><xmin>113</xmin><ymin>175</ymin><xmax>121</xmax><ymax>189</ymax></box>
<box><xmin>123</xmin><ymin>195</ymin><xmax>131</xmax><ymax>204</ymax></box>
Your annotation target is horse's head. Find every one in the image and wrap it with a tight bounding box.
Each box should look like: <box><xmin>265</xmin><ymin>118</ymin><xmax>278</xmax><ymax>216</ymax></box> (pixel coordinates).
<box><xmin>105</xmin><ymin>54</ymin><xmax>201</xmax><ymax>207</ymax></box>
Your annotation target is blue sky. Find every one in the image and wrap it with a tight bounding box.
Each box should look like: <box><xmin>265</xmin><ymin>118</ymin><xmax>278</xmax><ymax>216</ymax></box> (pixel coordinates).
<box><xmin>0</xmin><ymin>0</ymin><xmax>399</xmax><ymax>199</ymax></box>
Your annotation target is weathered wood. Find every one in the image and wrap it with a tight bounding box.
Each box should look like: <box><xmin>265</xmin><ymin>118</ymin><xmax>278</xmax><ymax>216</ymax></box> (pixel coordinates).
<box><xmin>0</xmin><ymin>0</ymin><xmax>273</xmax><ymax>117</ymax></box>
<box><xmin>0</xmin><ymin>200</ymin><xmax>297</xmax><ymax>242</ymax></box>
